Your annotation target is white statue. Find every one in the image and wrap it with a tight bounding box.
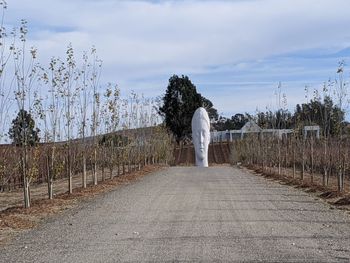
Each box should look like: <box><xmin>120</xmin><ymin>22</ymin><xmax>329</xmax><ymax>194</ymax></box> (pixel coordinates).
<box><xmin>191</xmin><ymin>107</ymin><xmax>210</xmax><ymax>167</ymax></box>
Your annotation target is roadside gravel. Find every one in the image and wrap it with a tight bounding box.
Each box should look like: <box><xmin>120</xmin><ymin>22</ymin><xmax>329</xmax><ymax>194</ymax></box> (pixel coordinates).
<box><xmin>1</xmin><ymin>166</ymin><xmax>350</xmax><ymax>262</ymax></box>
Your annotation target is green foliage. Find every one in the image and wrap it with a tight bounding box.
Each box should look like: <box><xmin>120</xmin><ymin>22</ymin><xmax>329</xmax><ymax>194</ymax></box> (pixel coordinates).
<box><xmin>99</xmin><ymin>133</ymin><xmax>128</xmax><ymax>147</ymax></box>
<box><xmin>256</xmin><ymin>109</ymin><xmax>293</xmax><ymax>129</ymax></box>
<box><xmin>159</xmin><ymin>75</ymin><xmax>217</xmax><ymax>142</ymax></box>
<box><xmin>213</xmin><ymin>113</ymin><xmax>250</xmax><ymax>131</ymax></box>
<box><xmin>292</xmin><ymin>96</ymin><xmax>344</xmax><ymax>136</ymax></box>
<box><xmin>8</xmin><ymin>109</ymin><xmax>40</xmax><ymax>146</ymax></box>
<box><xmin>201</xmin><ymin>96</ymin><xmax>219</xmax><ymax>121</ymax></box>
<box><xmin>214</xmin><ymin>96</ymin><xmax>345</xmax><ymax>136</ymax></box>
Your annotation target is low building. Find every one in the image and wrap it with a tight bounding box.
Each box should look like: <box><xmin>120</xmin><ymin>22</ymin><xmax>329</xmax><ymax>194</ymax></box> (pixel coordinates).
<box><xmin>210</xmin><ymin>121</ymin><xmax>318</xmax><ymax>142</ymax></box>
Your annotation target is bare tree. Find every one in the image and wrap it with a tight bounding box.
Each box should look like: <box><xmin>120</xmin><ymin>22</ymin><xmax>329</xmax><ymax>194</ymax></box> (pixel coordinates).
<box><xmin>13</xmin><ymin>19</ymin><xmax>39</xmax><ymax>208</ymax></box>
<box><xmin>39</xmin><ymin>57</ymin><xmax>65</xmax><ymax>198</ymax></box>
<box><xmin>89</xmin><ymin>47</ymin><xmax>102</xmax><ymax>185</ymax></box>
<box><xmin>60</xmin><ymin>44</ymin><xmax>79</xmax><ymax>194</ymax></box>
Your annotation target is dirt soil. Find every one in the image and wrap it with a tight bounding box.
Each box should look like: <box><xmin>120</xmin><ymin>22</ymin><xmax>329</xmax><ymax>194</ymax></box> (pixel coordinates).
<box><xmin>243</xmin><ymin>164</ymin><xmax>350</xmax><ymax>212</ymax></box>
<box><xmin>0</xmin><ymin>165</ymin><xmax>164</xmax><ymax>244</ymax></box>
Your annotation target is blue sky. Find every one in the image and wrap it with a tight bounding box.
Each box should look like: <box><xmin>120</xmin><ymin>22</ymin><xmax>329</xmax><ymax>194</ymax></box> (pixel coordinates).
<box><xmin>6</xmin><ymin>0</ymin><xmax>350</xmax><ymax>117</ymax></box>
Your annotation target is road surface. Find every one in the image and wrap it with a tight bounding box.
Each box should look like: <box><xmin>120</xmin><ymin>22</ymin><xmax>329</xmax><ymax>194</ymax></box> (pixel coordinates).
<box><xmin>1</xmin><ymin>166</ymin><xmax>350</xmax><ymax>262</ymax></box>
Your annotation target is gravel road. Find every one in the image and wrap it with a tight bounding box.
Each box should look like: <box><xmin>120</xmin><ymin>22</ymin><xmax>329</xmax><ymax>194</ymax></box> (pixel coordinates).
<box><xmin>1</xmin><ymin>166</ymin><xmax>350</xmax><ymax>262</ymax></box>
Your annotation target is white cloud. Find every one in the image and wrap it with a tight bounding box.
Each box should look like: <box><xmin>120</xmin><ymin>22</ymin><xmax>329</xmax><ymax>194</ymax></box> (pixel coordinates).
<box><xmin>9</xmin><ymin>0</ymin><xmax>350</xmax><ymax>62</ymax></box>
<box><xmin>5</xmin><ymin>0</ymin><xmax>350</xmax><ymax>115</ymax></box>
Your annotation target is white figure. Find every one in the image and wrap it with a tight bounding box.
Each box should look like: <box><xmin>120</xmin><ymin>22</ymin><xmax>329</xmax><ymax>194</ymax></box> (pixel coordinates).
<box><xmin>191</xmin><ymin>107</ymin><xmax>210</xmax><ymax>167</ymax></box>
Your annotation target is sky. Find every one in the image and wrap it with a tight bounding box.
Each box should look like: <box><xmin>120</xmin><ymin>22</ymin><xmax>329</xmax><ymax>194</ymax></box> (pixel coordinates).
<box><xmin>5</xmin><ymin>0</ymin><xmax>350</xmax><ymax>117</ymax></box>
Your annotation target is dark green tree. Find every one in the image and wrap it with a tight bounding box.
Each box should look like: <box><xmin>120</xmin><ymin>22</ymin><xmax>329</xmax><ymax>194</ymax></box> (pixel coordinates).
<box><xmin>159</xmin><ymin>75</ymin><xmax>216</xmax><ymax>142</ymax></box>
<box><xmin>292</xmin><ymin>96</ymin><xmax>344</xmax><ymax>136</ymax></box>
<box><xmin>8</xmin><ymin>109</ymin><xmax>40</xmax><ymax>146</ymax></box>
<box><xmin>213</xmin><ymin>113</ymin><xmax>250</xmax><ymax>131</ymax></box>
<box><xmin>99</xmin><ymin>133</ymin><xmax>128</xmax><ymax>147</ymax></box>
<box><xmin>256</xmin><ymin>110</ymin><xmax>293</xmax><ymax>129</ymax></box>
<box><xmin>201</xmin><ymin>96</ymin><xmax>219</xmax><ymax>121</ymax></box>
<box><xmin>230</xmin><ymin>113</ymin><xmax>250</xmax><ymax>130</ymax></box>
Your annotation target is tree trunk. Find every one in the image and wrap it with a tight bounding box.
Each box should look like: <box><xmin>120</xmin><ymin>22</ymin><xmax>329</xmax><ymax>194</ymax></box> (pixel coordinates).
<box><xmin>68</xmin><ymin>163</ymin><xmax>73</xmax><ymax>194</ymax></box>
<box><xmin>67</xmin><ymin>144</ymin><xmax>73</xmax><ymax>194</ymax></box>
<box><xmin>48</xmin><ymin>178</ymin><xmax>53</xmax><ymax>200</ymax></box>
<box><xmin>82</xmin><ymin>154</ymin><xmax>87</xmax><ymax>188</ymax></box>
<box><xmin>46</xmin><ymin>155</ymin><xmax>51</xmax><ymax>198</ymax></box>
<box><xmin>49</xmin><ymin>145</ymin><xmax>56</xmax><ymax>199</ymax></box>
<box><xmin>23</xmin><ymin>176</ymin><xmax>30</xmax><ymax>208</ymax></box>
<box><xmin>310</xmin><ymin>136</ymin><xmax>314</xmax><ymax>184</ymax></box>
<box><xmin>322</xmin><ymin>139</ymin><xmax>327</xmax><ymax>187</ymax></box>
<box><xmin>93</xmin><ymin>147</ymin><xmax>98</xmax><ymax>185</ymax></box>
<box><xmin>284</xmin><ymin>138</ymin><xmax>288</xmax><ymax>176</ymax></box>
<box><xmin>292</xmin><ymin>139</ymin><xmax>296</xmax><ymax>178</ymax></box>
<box><xmin>22</xmin><ymin>146</ymin><xmax>30</xmax><ymax>208</ymax></box>
<box><xmin>301</xmin><ymin>140</ymin><xmax>305</xmax><ymax>181</ymax></box>
<box><xmin>110</xmin><ymin>144</ymin><xmax>114</xmax><ymax>179</ymax></box>
<box><xmin>337</xmin><ymin>169</ymin><xmax>343</xmax><ymax>192</ymax></box>
<box><xmin>338</xmin><ymin>156</ymin><xmax>345</xmax><ymax>192</ymax></box>
<box><xmin>278</xmin><ymin>139</ymin><xmax>281</xmax><ymax>176</ymax></box>
<box><xmin>117</xmin><ymin>149</ymin><xmax>120</xmax><ymax>176</ymax></box>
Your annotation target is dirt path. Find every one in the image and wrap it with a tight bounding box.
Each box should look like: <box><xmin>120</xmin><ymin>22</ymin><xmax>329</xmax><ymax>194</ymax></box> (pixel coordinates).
<box><xmin>1</xmin><ymin>166</ymin><xmax>350</xmax><ymax>262</ymax></box>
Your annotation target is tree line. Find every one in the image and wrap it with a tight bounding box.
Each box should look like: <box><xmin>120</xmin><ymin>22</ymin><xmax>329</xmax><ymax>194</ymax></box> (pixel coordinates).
<box><xmin>231</xmin><ymin>63</ymin><xmax>350</xmax><ymax>193</ymax></box>
<box><xmin>0</xmin><ymin>3</ymin><xmax>173</xmax><ymax>208</ymax></box>
<box><xmin>213</xmin><ymin>95</ymin><xmax>346</xmax><ymax>137</ymax></box>
<box><xmin>159</xmin><ymin>74</ymin><xmax>347</xmax><ymax>140</ymax></box>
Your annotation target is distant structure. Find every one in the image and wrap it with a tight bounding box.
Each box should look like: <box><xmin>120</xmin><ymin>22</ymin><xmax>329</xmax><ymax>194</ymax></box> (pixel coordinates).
<box><xmin>241</xmin><ymin>120</ymin><xmax>262</xmax><ymax>133</ymax></box>
<box><xmin>303</xmin><ymin>126</ymin><xmax>320</xmax><ymax>139</ymax></box>
<box><xmin>210</xmin><ymin>120</ymin><xmax>319</xmax><ymax>142</ymax></box>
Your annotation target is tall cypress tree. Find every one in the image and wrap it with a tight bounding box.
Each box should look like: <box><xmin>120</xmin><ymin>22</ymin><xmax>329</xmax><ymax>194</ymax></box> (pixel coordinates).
<box><xmin>8</xmin><ymin>109</ymin><xmax>40</xmax><ymax>146</ymax></box>
<box><xmin>159</xmin><ymin>75</ymin><xmax>203</xmax><ymax>142</ymax></box>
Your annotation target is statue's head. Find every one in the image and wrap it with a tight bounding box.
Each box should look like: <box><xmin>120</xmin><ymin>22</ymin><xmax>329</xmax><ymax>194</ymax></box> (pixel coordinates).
<box><xmin>191</xmin><ymin>107</ymin><xmax>210</xmax><ymax>167</ymax></box>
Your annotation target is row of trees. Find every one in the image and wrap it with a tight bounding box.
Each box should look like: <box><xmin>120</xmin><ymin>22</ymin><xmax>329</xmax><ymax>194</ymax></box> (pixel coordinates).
<box><xmin>1</xmin><ymin>126</ymin><xmax>173</xmax><ymax>189</ymax></box>
<box><xmin>213</xmin><ymin>61</ymin><xmax>349</xmax><ymax>137</ymax></box>
<box><xmin>213</xmin><ymin>95</ymin><xmax>346</xmax><ymax>136</ymax></box>
<box><xmin>158</xmin><ymin>71</ymin><xmax>348</xmax><ymax>146</ymax></box>
<box><xmin>231</xmin><ymin>64</ymin><xmax>350</xmax><ymax>192</ymax></box>
<box><xmin>0</xmin><ymin>3</ymin><xmax>173</xmax><ymax>208</ymax></box>
<box><xmin>232</xmin><ymin>134</ymin><xmax>348</xmax><ymax>192</ymax></box>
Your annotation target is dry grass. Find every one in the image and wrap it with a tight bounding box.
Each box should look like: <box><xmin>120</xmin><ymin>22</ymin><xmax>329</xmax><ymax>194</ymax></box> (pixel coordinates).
<box><xmin>0</xmin><ymin>165</ymin><xmax>164</xmax><ymax>244</ymax></box>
